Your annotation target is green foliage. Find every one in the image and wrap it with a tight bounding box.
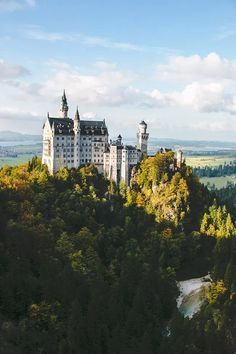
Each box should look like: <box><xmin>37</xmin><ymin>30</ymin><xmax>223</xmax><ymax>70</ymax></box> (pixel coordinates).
<box><xmin>0</xmin><ymin>157</ymin><xmax>192</xmax><ymax>354</ymax></box>
<box><xmin>0</xmin><ymin>156</ymin><xmax>235</xmax><ymax>353</ymax></box>
<box><xmin>206</xmin><ymin>280</ymin><xmax>227</xmax><ymax>304</ymax></box>
<box><xmin>126</xmin><ymin>152</ymin><xmax>208</xmax><ymax>230</ymax></box>
<box><xmin>200</xmin><ymin>201</ymin><xmax>236</xmax><ymax>238</ymax></box>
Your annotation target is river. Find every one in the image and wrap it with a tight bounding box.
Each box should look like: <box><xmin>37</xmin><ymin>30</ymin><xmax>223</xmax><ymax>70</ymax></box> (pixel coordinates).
<box><xmin>177</xmin><ymin>275</ymin><xmax>211</xmax><ymax>318</ymax></box>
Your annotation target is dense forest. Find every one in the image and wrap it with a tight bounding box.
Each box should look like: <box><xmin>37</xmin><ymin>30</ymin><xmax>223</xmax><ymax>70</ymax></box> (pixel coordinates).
<box><xmin>0</xmin><ymin>154</ymin><xmax>236</xmax><ymax>353</ymax></box>
<box><xmin>193</xmin><ymin>162</ymin><xmax>236</xmax><ymax>178</ymax></box>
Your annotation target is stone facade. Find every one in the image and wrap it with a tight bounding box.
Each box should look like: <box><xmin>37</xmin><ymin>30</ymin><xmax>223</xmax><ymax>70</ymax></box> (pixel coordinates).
<box><xmin>42</xmin><ymin>92</ymin><xmax>150</xmax><ymax>185</ymax></box>
<box><xmin>103</xmin><ymin>121</ymin><xmax>149</xmax><ymax>185</ymax></box>
<box><xmin>42</xmin><ymin>92</ymin><xmax>108</xmax><ymax>174</ymax></box>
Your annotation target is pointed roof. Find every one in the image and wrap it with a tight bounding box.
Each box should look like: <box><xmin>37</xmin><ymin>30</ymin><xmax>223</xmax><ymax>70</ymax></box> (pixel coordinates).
<box><xmin>74</xmin><ymin>106</ymin><xmax>80</xmax><ymax>121</ymax></box>
<box><xmin>62</xmin><ymin>89</ymin><xmax>67</xmax><ymax>102</ymax></box>
<box><xmin>61</xmin><ymin>89</ymin><xmax>68</xmax><ymax>108</ymax></box>
<box><xmin>140</xmin><ymin>120</ymin><xmax>147</xmax><ymax>126</ymax></box>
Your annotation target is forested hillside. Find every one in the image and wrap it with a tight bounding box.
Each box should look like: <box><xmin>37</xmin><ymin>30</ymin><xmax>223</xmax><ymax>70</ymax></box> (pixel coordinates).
<box><xmin>0</xmin><ymin>154</ymin><xmax>236</xmax><ymax>354</ymax></box>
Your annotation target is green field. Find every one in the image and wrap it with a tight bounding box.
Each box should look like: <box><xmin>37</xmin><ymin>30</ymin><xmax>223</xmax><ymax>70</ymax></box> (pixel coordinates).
<box><xmin>185</xmin><ymin>155</ymin><xmax>236</xmax><ymax>189</ymax></box>
<box><xmin>0</xmin><ymin>154</ymin><xmax>39</xmax><ymax>167</ymax></box>
<box><xmin>0</xmin><ymin>144</ymin><xmax>41</xmax><ymax>167</ymax></box>
<box><xmin>186</xmin><ymin>155</ymin><xmax>236</xmax><ymax>168</ymax></box>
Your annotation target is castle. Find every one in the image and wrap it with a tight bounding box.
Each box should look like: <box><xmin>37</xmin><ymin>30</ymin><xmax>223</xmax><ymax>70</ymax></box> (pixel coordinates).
<box><xmin>42</xmin><ymin>91</ymin><xmax>149</xmax><ymax>184</ymax></box>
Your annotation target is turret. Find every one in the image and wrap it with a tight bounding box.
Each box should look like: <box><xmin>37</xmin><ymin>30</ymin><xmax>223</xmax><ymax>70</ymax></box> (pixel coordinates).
<box><xmin>137</xmin><ymin>120</ymin><xmax>149</xmax><ymax>154</ymax></box>
<box><xmin>60</xmin><ymin>90</ymin><xmax>69</xmax><ymax>118</ymax></box>
<box><xmin>117</xmin><ymin>134</ymin><xmax>122</xmax><ymax>146</ymax></box>
<box><xmin>74</xmin><ymin>106</ymin><xmax>80</xmax><ymax>133</ymax></box>
<box><xmin>176</xmin><ymin>149</ymin><xmax>183</xmax><ymax>169</ymax></box>
<box><xmin>73</xmin><ymin>106</ymin><xmax>80</xmax><ymax>169</ymax></box>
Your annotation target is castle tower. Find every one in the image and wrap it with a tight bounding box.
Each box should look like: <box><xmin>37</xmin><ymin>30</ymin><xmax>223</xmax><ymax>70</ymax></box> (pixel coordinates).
<box><xmin>117</xmin><ymin>134</ymin><xmax>122</xmax><ymax>146</ymax></box>
<box><xmin>137</xmin><ymin>121</ymin><xmax>149</xmax><ymax>154</ymax></box>
<box><xmin>60</xmin><ymin>90</ymin><xmax>69</xmax><ymax>118</ymax></box>
<box><xmin>73</xmin><ymin>106</ymin><xmax>80</xmax><ymax>168</ymax></box>
<box><xmin>176</xmin><ymin>149</ymin><xmax>183</xmax><ymax>169</ymax></box>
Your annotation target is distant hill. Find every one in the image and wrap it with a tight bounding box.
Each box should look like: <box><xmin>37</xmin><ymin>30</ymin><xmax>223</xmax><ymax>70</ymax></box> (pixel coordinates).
<box><xmin>0</xmin><ymin>131</ymin><xmax>41</xmax><ymax>142</ymax></box>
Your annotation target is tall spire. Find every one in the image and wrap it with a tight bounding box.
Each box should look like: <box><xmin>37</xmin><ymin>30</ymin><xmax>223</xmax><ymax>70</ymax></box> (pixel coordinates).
<box><xmin>74</xmin><ymin>106</ymin><xmax>80</xmax><ymax>134</ymax></box>
<box><xmin>74</xmin><ymin>105</ymin><xmax>80</xmax><ymax>121</ymax></box>
<box><xmin>60</xmin><ymin>89</ymin><xmax>69</xmax><ymax>118</ymax></box>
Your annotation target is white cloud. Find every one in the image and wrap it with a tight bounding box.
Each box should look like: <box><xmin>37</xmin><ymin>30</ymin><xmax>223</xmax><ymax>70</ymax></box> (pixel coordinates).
<box><xmin>0</xmin><ymin>0</ymin><xmax>35</xmax><ymax>11</ymax></box>
<box><xmin>170</xmin><ymin>82</ymin><xmax>227</xmax><ymax>112</ymax></box>
<box><xmin>0</xmin><ymin>0</ymin><xmax>21</xmax><ymax>11</ymax></box>
<box><xmin>0</xmin><ymin>59</ymin><xmax>30</xmax><ymax>79</ymax></box>
<box><xmin>147</xmin><ymin>81</ymin><xmax>236</xmax><ymax>114</ymax></box>
<box><xmin>94</xmin><ymin>61</ymin><xmax>117</xmax><ymax>71</ymax></box>
<box><xmin>38</xmin><ymin>66</ymin><xmax>139</xmax><ymax>107</ymax></box>
<box><xmin>27</xmin><ymin>29</ymin><xmax>68</xmax><ymax>42</ymax></box>
<box><xmin>4</xmin><ymin>56</ymin><xmax>236</xmax><ymax>133</ymax></box>
<box><xmin>0</xmin><ymin>106</ymin><xmax>41</xmax><ymax>121</ymax></box>
<box><xmin>156</xmin><ymin>53</ymin><xmax>236</xmax><ymax>82</ymax></box>
<box><xmin>26</xmin><ymin>28</ymin><xmax>143</xmax><ymax>51</ymax></box>
<box><xmin>46</xmin><ymin>59</ymin><xmax>72</xmax><ymax>71</ymax></box>
<box><xmin>33</xmin><ymin>63</ymin><xmax>236</xmax><ymax>114</ymax></box>
<box><xmin>25</xmin><ymin>0</ymin><xmax>35</xmax><ymax>6</ymax></box>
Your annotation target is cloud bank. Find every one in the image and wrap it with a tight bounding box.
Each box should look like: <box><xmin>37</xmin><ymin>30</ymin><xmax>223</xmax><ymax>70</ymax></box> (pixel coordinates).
<box><xmin>2</xmin><ymin>53</ymin><xmax>236</xmax><ymax>134</ymax></box>
<box><xmin>156</xmin><ymin>53</ymin><xmax>236</xmax><ymax>82</ymax></box>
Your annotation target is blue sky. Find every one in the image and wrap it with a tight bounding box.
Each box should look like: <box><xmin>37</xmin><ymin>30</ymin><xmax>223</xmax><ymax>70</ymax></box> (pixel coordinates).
<box><xmin>2</xmin><ymin>0</ymin><xmax>236</xmax><ymax>140</ymax></box>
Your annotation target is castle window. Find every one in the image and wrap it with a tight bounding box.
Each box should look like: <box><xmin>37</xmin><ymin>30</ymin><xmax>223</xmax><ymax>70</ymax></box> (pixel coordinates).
<box><xmin>71</xmin><ymin>160</ymin><xmax>74</xmax><ymax>163</ymax></box>
<box><xmin>62</xmin><ymin>137</ymin><xmax>64</xmax><ymax>140</ymax></box>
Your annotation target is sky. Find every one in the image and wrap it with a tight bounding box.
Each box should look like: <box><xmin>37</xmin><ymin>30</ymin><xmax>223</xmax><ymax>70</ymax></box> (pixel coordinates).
<box><xmin>2</xmin><ymin>0</ymin><xmax>236</xmax><ymax>140</ymax></box>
